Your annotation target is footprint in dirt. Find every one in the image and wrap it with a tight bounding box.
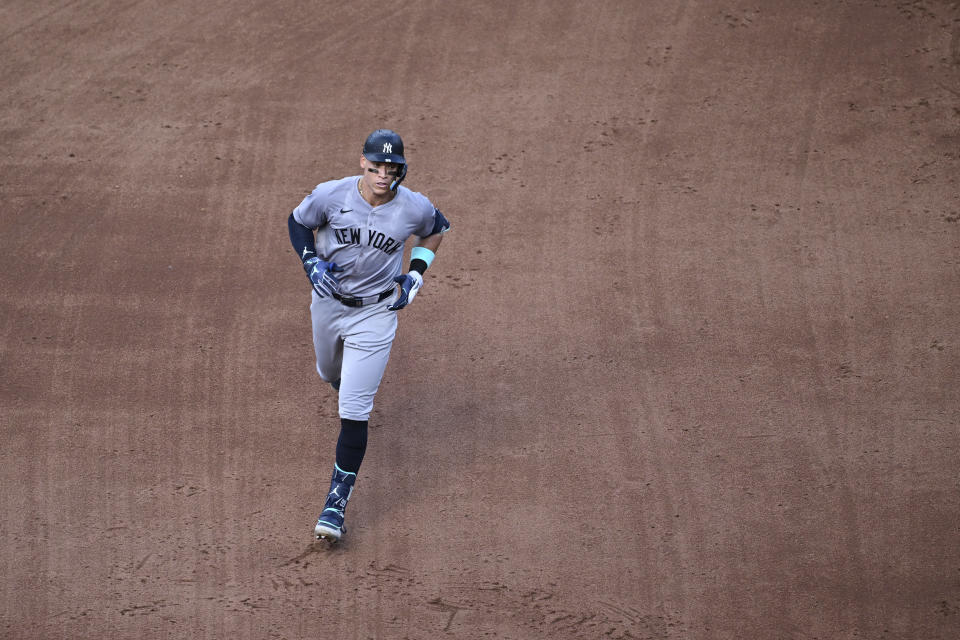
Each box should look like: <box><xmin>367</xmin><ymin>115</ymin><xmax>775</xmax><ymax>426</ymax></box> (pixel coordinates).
<box><xmin>282</xmin><ymin>539</ymin><xmax>342</xmax><ymax>567</ymax></box>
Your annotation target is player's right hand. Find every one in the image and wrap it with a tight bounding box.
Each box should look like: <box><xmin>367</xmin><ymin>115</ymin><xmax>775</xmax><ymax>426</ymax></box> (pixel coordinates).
<box><xmin>303</xmin><ymin>257</ymin><xmax>344</xmax><ymax>298</ymax></box>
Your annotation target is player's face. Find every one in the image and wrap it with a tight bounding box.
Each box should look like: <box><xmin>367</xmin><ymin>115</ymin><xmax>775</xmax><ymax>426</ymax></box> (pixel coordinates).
<box><xmin>360</xmin><ymin>157</ymin><xmax>400</xmax><ymax>195</ymax></box>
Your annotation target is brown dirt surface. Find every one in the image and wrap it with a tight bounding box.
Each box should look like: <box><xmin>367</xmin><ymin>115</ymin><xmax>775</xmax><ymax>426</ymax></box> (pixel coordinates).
<box><xmin>2</xmin><ymin>1</ymin><xmax>959</xmax><ymax>638</ymax></box>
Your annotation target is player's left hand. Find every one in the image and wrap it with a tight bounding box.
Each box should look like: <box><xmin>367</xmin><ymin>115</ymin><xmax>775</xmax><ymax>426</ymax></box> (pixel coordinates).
<box><xmin>387</xmin><ymin>272</ymin><xmax>423</xmax><ymax>311</ymax></box>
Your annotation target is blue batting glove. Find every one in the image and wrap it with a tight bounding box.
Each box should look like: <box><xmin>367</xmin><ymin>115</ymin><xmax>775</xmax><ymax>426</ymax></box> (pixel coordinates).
<box><xmin>304</xmin><ymin>257</ymin><xmax>344</xmax><ymax>298</ymax></box>
<box><xmin>387</xmin><ymin>271</ymin><xmax>423</xmax><ymax>311</ymax></box>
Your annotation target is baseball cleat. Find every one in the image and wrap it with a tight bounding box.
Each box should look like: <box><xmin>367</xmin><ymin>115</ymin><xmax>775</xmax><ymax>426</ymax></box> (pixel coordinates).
<box><xmin>314</xmin><ymin>512</ymin><xmax>345</xmax><ymax>542</ymax></box>
<box><xmin>314</xmin><ymin>463</ymin><xmax>356</xmax><ymax>542</ymax></box>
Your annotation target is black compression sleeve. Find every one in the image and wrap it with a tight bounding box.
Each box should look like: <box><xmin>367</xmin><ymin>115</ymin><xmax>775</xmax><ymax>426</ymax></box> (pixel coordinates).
<box><xmin>288</xmin><ymin>213</ymin><xmax>317</xmax><ymax>264</ymax></box>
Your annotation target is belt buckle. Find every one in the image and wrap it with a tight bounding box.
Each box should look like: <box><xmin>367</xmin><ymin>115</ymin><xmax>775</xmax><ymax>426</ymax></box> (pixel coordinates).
<box><xmin>336</xmin><ymin>293</ymin><xmax>361</xmax><ymax>307</ymax></box>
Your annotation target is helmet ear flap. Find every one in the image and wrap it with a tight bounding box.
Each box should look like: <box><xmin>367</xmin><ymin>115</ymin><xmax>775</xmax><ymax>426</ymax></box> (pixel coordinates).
<box><xmin>390</xmin><ymin>163</ymin><xmax>407</xmax><ymax>191</ymax></box>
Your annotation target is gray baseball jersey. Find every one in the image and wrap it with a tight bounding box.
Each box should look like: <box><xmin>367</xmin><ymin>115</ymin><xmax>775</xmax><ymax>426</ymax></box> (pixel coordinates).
<box><xmin>292</xmin><ymin>176</ymin><xmax>439</xmax><ymax>297</ymax></box>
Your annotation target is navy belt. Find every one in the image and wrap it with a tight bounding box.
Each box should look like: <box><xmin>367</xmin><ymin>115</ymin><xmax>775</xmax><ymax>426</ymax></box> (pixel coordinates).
<box><xmin>332</xmin><ymin>288</ymin><xmax>394</xmax><ymax>308</ymax></box>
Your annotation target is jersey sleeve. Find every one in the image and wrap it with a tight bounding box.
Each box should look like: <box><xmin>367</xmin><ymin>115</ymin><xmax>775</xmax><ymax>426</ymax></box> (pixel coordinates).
<box><xmin>413</xmin><ymin>193</ymin><xmax>450</xmax><ymax>238</ymax></box>
<box><xmin>292</xmin><ymin>184</ymin><xmax>330</xmax><ymax>229</ymax></box>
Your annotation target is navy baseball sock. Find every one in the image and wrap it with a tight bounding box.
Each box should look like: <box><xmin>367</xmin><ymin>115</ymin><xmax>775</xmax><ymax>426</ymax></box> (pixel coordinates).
<box><xmin>335</xmin><ymin>418</ymin><xmax>368</xmax><ymax>473</ymax></box>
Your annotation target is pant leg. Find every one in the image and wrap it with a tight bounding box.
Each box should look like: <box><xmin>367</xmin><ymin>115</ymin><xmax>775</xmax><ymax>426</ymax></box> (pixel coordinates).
<box><xmin>310</xmin><ymin>292</ymin><xmax>344</xmax><ymax>385</ymax></box>
<box><xmin>337</xmin><ymin>300</ymin><xmax>398</xmax><ymax>421</ymax></box>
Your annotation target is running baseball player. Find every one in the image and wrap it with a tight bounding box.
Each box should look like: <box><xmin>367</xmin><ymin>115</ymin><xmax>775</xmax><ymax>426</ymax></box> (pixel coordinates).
<box><xmin>287</xmin><ymin>129</ymin><xmax>451</xmax><ymax>542</ymax></box>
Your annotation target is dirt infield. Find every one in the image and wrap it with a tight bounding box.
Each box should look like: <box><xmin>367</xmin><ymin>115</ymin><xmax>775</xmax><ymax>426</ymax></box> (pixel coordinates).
<box><xmin>2</xmin><ymin>1</ymin><xmax>959</xmax><ymax>638</ymax></box>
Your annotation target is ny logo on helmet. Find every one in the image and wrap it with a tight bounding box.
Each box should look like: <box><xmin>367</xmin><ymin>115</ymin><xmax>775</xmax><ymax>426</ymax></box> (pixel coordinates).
<box><xmin>382</xmin><ymin>143</ymin><xmax>393</xmax><ymax>153</ymax></box>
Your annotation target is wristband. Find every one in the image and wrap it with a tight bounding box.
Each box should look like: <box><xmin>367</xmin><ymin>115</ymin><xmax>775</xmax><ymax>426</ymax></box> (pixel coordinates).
<box><xmin>410</xmin><ymin>246</ymin><xmax>435</xmax><ymax>268</ymax></box>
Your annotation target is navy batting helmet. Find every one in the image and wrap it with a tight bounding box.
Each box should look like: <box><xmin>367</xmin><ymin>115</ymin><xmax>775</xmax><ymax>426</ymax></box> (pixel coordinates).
<box><xmin>362</xmin><ymin>129</ymin><xmax>407</xmax><ymax>190</ymax></box>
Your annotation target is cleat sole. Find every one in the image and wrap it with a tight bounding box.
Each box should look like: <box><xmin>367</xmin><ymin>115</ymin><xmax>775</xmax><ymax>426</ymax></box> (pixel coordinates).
<box><xmin>314</xmin><ymin>524</ymin><xmax>344</xmax><ymax>543</ymax></box>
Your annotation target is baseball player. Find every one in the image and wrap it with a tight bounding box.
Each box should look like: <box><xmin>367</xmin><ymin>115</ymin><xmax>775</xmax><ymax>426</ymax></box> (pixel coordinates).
<box><xmin>287</xmin><ymin>129</ymin><xmax>451</xmax><ymax>542</ymax></box>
